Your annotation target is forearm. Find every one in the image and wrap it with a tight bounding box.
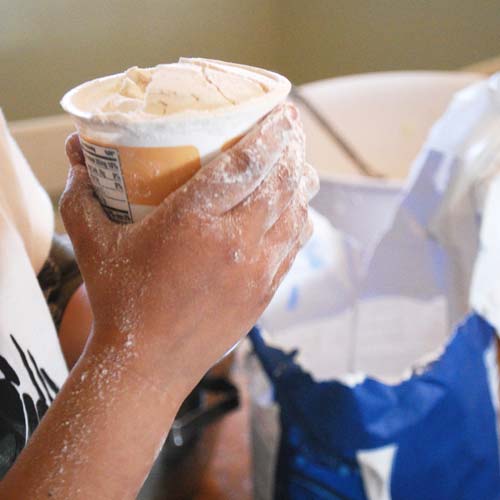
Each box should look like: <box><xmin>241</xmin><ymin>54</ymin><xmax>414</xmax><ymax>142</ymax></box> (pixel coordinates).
<box><xmin>0</xmin><ymin>329</ymin><xmax>186</xmax><ymax>500</ymax></box>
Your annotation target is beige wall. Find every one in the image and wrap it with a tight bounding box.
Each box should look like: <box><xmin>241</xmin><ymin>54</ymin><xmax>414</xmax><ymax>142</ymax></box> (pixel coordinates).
<box><xmin>274</xmin><ymin>0</ymin><xmax>500</xmax><ymax>84</ymax></box>
<box><xmin>0</xmin><ymin>0</ymin><xmax>280</xmax><ymax>120</ymax></box>
<box><xmin>2</xmin><ymin>0</ymin><xmax>500</xmax><ymax>121</ymax></box>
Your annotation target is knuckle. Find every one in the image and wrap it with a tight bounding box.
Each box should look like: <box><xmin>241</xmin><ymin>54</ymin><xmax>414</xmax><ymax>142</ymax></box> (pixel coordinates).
<box><xmin>229</xmin><ymin>148</ymin><xmax>253</xmax><ymax>173</ymax></box>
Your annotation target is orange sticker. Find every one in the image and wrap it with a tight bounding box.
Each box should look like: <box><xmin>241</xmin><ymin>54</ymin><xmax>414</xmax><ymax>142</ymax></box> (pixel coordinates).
<box><xmin>82</xmin><ymin>136</ymin><xmax>201</xmax><ymax>206</ymax></box>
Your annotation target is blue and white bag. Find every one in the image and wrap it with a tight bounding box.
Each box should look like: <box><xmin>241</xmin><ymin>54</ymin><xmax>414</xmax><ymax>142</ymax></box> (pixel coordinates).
<box><xmin>247</xmin><ymin>74</ymin><xmax>500</xmax><ymax>499</ymax></box>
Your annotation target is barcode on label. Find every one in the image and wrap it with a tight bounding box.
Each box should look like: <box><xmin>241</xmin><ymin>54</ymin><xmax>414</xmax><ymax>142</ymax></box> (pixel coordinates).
<box><xmin>81</xmin><ymin>139</ymin><xmax>133</xmax><ymax>223</ymax></box>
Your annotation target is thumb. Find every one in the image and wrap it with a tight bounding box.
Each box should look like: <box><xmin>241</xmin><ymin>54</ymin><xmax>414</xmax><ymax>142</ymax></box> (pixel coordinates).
<box><xmin>59</xmin><ymin>155</ymin><xmax>115</xmax><ymax>255</ymax></box>
<box><xmin>65</xmin><ymin>132</ymin><xmax>85</xmax><ymax>166</ymax></box>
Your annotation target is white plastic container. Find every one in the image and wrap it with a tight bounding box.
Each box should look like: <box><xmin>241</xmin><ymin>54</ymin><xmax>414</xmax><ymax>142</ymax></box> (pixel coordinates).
<box><xmin>61</xmin><ymin>58</ymin><xmax>291</xmax><ymax>222</ymax></box>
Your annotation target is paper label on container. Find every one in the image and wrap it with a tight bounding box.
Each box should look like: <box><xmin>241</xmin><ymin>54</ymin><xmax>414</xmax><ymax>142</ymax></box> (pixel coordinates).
<box><xmin>80</xmin><ymin>139</ymin><xmax>133</xmax><ymax>223</ymax></box>
<box><xmin>81</xmin><ymin>137</ymin><xmax>203</xmax><ymax>223</ymax></box>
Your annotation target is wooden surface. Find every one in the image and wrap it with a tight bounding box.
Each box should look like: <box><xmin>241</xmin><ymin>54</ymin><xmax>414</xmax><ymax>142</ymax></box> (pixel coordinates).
<box><xmin>194</xmin><ymin>364</ymin><xmax>252</xmax><ymax>500</ymax></box>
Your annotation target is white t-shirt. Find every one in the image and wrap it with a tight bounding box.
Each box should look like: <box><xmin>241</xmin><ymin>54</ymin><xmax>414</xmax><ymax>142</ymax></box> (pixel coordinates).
<box><xmin>0</xmin><ymin>110</ymin><xmax>68</xmax><ymax>476</ymax></box>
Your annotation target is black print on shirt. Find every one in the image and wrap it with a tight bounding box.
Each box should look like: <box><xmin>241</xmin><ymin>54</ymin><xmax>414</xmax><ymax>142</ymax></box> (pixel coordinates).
<box><xmin>0</xmin><ymin>335</ymin><xmax>60</xmax><ymax>479</ymax></box>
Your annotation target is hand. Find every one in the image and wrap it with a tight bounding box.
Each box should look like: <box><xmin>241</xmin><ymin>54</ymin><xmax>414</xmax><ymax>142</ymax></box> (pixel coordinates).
<box><xmin>0</xmin><ymin>105</ymin><xmax>318</xmax><ymax>499</ymax></box>
<box><xmin>60</xmin><ymin>103</ymin><xmax>319</xmax><ymax>394</ymax></box>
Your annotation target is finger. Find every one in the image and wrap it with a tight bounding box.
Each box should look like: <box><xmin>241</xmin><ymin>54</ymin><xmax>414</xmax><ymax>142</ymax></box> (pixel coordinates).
<box><xmin>59</xmin><ymin>162</ymin><xmax>116</xmax><ymax>254</ymax></box>
<box><xmin>256</xmin><ymin>196</ymin><xmax>309</xmax><ymax>286</ymax></box>
<box><xmin>269</xmin><ymin>231</ymin><xmax>307</xmax><ymax>295</ymax></box>
<box><xmin>230</xmin><ymin>134</ymin><xmax>304</xmax><ymax>238</ymax></box>
<box><xmin>271</xmin><ymin>215</ymin><xmax>312</xmax><ymax>288</ymax></box>
<box><xmin>264</xmin><ymin>196</ymin><xmax>308</xmax><ymax>250</ymax></box>
<box><xmin>168</xmin><ymin>102</ymin><xmax>304</xmax><ymax>218</ymax></box>
<box><xmin>258</xmin><ymin>215</ymin><xmax>312</xmax><ymax>308</ymax></box>
<box><xmin>65</xmin><ymin>133</ymin><xmax>85</xmax><ymax>166</ymax></box>
<box><xmin>301</xmin><ymin>163</ymin><xmax>320</xmax><ymax>201</ymax></box>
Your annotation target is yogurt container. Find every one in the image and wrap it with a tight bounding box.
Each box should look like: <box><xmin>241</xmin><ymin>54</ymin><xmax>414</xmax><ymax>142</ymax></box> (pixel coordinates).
<box><xmin>61</xmin><ymin>58</ymin><xmax>291</xmax><ymax>222</ymax></box>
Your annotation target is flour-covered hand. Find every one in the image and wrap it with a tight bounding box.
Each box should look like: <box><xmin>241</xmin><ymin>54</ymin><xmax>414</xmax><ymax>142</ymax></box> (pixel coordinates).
<box><xmin>60</xmin><ymin>102</ymin><xmax>318</xmax><ymax>393</ymax></box>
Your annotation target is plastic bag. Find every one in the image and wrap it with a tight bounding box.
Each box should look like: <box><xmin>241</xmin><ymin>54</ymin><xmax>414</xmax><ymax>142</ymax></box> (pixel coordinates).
<box><xmin>248</xmin><ymin>74</ymin><xmax>500</xmax><ymax>499</ymax></box>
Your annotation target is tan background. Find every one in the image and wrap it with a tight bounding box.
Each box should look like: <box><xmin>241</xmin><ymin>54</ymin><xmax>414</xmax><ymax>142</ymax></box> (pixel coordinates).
<box><xmin>2</xmin><ymin>0</ymin><xmax>500</xmax><ymax>121</ymax></box>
